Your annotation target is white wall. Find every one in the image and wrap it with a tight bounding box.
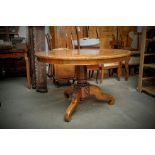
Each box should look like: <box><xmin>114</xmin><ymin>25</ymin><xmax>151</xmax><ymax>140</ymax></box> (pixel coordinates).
<box><xmin>18</xmin><ymin>26</ymin><xmax>27</xmax><ymax>38</ymax></box>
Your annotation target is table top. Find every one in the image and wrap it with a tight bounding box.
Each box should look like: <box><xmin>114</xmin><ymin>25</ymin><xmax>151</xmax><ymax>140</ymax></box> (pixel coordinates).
<box><xmin>35</xmin><ymin>49</ymin><xmax>131</xmax><ymax>65</ymax></box>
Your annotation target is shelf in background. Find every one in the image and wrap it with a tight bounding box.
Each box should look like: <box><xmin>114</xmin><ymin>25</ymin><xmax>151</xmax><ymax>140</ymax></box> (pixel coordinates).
<box><xmin>142</xmin><ymin>76</ymin><xmax>155</xmax><ymax>81</ymax></box>
<box><xmin>144</xmin><ymin>53</ymin><xmax>155</xmax><ymax>56</ymax></box>
<box><xmin>146</xmin><ymin>38</ymin><xmax>155</xmax><ymax>42</ymax></box>
<box><xmin>144</xmin><ymin>63</ymin><xmax>155</xmax><ymax>69</ymax></box>
<box><xmin>142</xmin><ymin>86</ymin><xmax>155</xmax><ymax>96</ymax></box>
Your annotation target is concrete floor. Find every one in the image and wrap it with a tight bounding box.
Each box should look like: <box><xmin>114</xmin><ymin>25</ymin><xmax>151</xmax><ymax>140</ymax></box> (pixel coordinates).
<box><xmin>0</xmin><ymin>76</ymin><xmax>155</xmax><ymax>129</ymax></box>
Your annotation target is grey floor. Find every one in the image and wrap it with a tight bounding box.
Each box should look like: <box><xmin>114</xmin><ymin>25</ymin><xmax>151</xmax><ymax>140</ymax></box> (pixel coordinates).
<box><xmin>0</xmin><ymin>75</ymin><xmax>155</xmax><ymax>129</ymax></box>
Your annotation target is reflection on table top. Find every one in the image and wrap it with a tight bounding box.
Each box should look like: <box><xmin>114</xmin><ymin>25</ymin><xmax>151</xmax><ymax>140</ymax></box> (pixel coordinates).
<box><xmin>35</xmin><ymin>49</ymin><xmax>131</xmax><ymax>60</ymax></box>
<box><xmin>73</xmin><ymin>38</ymin><xmax>100</xmax><ymax>47</ymax></box>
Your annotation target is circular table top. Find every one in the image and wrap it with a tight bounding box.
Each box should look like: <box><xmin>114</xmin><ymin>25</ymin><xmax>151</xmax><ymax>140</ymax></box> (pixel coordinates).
<box><xmin>35</xmin><ymin>49</ymin><xmax>131</xmax><ymax>65</ymax></box>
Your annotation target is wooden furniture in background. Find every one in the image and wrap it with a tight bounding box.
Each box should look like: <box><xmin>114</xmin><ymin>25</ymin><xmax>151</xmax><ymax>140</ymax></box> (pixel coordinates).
<box><xmin>52</xmin><ymin>48</ymin><xmax>75</xmax><ymax>86</ymax></box>
<box><xmin>122</xmin><ymin>50</ymin><xmax>140</xmax><ymax>75</ymax></box>
<box><xmin>35</xmin><ymin>49</ymin><xmax>130</xmax><ymax>122</ymax></box>
<box><xmin>74</xmin><ymin>30</ymin><xmax>127</xmax><ymax>83</ymax></box>
<box><xmin>0</xmin><ymin>26</ymin><xmax>19</xmax><ymax>41</ymax></box>
<box><xmin>100</xmin><ymin>34</ymin><xmax>123</xmax><ymax>83</ymax></box>
<box><xmin>50</xmin><ymin>26</ymin><xmax>87</xmax><ymax>49</ymax></box>
<box><xmin>48</xmin><ymin>26</ymin><xmax>137</xmax><ymax>84</ymax></box>
<box><xmin>0</xmin><ymin>26</ymin><xmax>28</xmax><ymax>78</ymax></box>
<box><xmin>73</xmin><ymin>27</ymin><xmax>101</xmax><ymax>83</ymax></box>
<box><xmin>0</xmin><ymin>49</ymin><xmax>31</xmax><ymax>88</ymax></box>
<box><xmin>50</xmin><ymin>27</ymin><xmax>79</xmax><ymax>83</ymax></box>
<box><xmin>122</xmin><ymin>31</ymin><xmax>141</xmax><ymax>76</ymax></box>
<box><xmin>79</xmin><ymin>27</ymin><xmax>137</xmax><ymax>83</ymax></box>
<box><xmin>115</xmin><ymin>26</ymin><xmax>137</xmax><ymax>49</ymax></box>
<box><xmin>111</xmin><ymin>27</ymin><xmax>141</xmax><ymax>77</ymax></box>
<box><xmin>45</xmin><ymin>33</ymin><xmax>53</xmax><ymax>77</ymax></box>
<box><xmin>137</xmin><ymin>26</ymin><xmax>155</xmax><ymax>96</ymax></box>
<box><xmin>46</xmin><ymin>31</ymin><xmax>75</xmax><ymax>86</ymax></box>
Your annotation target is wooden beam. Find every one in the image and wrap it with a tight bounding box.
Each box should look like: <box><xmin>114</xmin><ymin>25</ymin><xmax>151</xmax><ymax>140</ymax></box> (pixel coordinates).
<box><xmin>34</xmin><ymin>26</ymin><xmax>48</xmax><ymax>93</ymax></box>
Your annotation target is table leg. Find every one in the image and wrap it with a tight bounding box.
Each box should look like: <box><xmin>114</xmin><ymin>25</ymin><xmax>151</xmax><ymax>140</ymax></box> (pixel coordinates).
<box><xmin>117</xmin><ymin>61</ymin><xmax>122</xmax><ymax>81</ymax></box>
<box><xmin>64</xmin><ymin>65</ymin><xmax>89</xmax><ymax>122</ymax></box>
<box><xmin>90</xmin><ymin>85</ymin><xmax>115</xmax><ymax>105</ymax></box>
<box><xmin>100</xmin><ymin>64</ymin><xmax>104</xmax><ymax>84</ymax></box>
<box><xmin>64</xmin><ymin>92</ymin><xmax>81</xmax><ymax>122</ymax></box>
<box><xmin>125</xmin><ymin>56</ymin><xmax>130</xmax><ymax>81</ymax></box>
<box><xmin>64</xmin><ymin>65</ymin><xmax>115</xmax><ymax>122</ymax></box>
<box><xmin>25</xmin><ymin>53</ymin><xmax>31</xmax><ymax>89</ymax></box>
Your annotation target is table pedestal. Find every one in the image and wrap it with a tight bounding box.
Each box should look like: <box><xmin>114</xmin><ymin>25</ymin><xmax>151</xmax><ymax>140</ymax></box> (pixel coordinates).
<box><xmin>64</xmin><ymin>65</ymin><xmax>115</xmax><ymax>122</ymax></box>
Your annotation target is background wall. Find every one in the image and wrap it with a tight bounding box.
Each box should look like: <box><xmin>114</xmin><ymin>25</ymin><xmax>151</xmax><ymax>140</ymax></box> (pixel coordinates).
<box><xmin>18</xmin><ymin>26</ymin><xmax>27</xmax><ymax>39</ymax></box>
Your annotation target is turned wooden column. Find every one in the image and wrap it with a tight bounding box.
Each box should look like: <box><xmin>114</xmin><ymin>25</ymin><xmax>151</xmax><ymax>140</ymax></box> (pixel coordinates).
<box><xmin>34</xmin><ymin>26</ymin><xmax>47</xmax><ymax>92</ymax></box>
<box><xmin>28</xmin><ymin>27</ymin><xmax>36</xmax><ymax>89</ymax></box>
<box><xmin>76</xmin><ymin>65</ymin><xmax>87</xmax><ymax>84</ymax></box>
<box><xmin>28</xmin><ymin>26</ymin><xmax>47</xmax><ymax>92</ymax></box>
<box><xmin>75</xmin><ymin>65</ymin><xmax>90</xmax><ymax>100</ymax></box>
<box><xmin>30</xmin><ymin>26</ymin><xmax>47</xmax><ymax>92</ymax></box>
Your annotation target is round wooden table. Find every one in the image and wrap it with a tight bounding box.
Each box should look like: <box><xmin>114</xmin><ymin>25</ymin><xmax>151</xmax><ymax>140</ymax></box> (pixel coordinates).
<box><xmin>35</xmin><ymin>49</ymin><xmax>131</xmax><ymax>122</ymax></box>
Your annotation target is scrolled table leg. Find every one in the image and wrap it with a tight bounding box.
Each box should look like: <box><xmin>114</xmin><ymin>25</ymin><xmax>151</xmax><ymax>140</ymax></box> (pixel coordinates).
<box><xmin>89</xmin><ymin>85</ymin><xmax>115</xmax><ymax>105</ymax></box>
<box><xmin>64</xmin><ymin>92</ymin><xmax>81</xmax><ymax>122</ymax></box>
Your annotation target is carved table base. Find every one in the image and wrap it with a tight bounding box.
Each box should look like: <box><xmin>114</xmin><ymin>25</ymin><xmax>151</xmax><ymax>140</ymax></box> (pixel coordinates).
<box><xmin>64</xmin><ymin>65</ymin><xmax>115</xmax><ymax>122</ymax></box>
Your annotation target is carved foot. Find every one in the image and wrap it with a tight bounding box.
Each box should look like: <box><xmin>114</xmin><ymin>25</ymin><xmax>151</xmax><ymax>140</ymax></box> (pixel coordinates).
<box><xmin>90</xmin><ymin>85</ymin><xmax>115</xmax><ymax>105</ymax></box>
<box><xmin>64</xmin><ymin>86</ymin><xmax>74</xmax><ymax>98</ymax></box>
<box><xmin>64</xmin><ymin>92</ymin><xmax>81</xmax><ymax>122</ymax></box>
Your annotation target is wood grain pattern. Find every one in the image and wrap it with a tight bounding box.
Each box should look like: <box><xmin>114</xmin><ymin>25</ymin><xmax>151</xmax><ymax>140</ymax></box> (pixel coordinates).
<box><xmin>89</xmin><ymin>85</ymin><xmax>115</xmax><ymax>105</ymax></box>
<box><xmin>64</xmin><ymin>91</ymin><xmax>81</xmax><ymax>122</ymax></box>
<box><xmin>48</xmin><ymin>27</ymin><xmax>77</xmax><ymax>84</ymax></box>
<box><xmin>35</xmin><ymin>49</ymin><xmax>130</xmax><ymax>65</ymax></box>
